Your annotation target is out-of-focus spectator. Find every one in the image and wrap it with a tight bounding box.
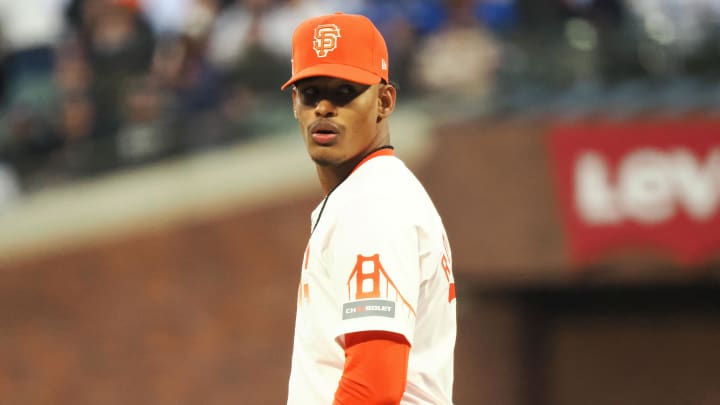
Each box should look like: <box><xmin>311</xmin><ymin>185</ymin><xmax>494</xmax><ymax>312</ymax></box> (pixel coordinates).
<box><xmin>149</xmin><ymin>0</ymin><xmax>229</xmax><ymax>150</ymax></box>
<box><xmin>207</xmin><ymin>0</ymin><xmax>359</xmax><ymax>69</ymax></box>
<box><xmin>72</xmin><ymin>0</ymin><xmax>156</xmax><ymax>138</ymax></box>
<box><xmin>0</xmin><ymin>103</ymin><xmax>60</xmax><ymax>189</ymax></box>
<box><xmin>411</xmin><ymin>0</ymin><xmax>501</xmax><ymax>97</ymax></box>
<box><xmin>181</xmin><ymin>0</ymin><xmax>220</xmax><ymax>42</ymax></box>
<box><xmin>8</xmin><ymin>38</ymin><xmax>101</xmax><ymax>188</ymax></box>
<box><xmin>206</xmin><ymin>0</ymin><xmax>289</xmax><ymax>98</ymax></box>
<box><xmin>38</xmin><ymin>90</ymin><xmax>98</xmax><ymax>185</ymax></box>
<box><xmin>0</xmin><ymin>0</ymin><xmax>68</xmax><ymax>112</ymax></box>
<box><xmin>0</xmin><ymin>0</ymin><xmax>68</xmax><ymax>168</ymax></box>
<box><xmin>153</xmin><ymin>0</ymin><xmax>222</xmax><ymax>114</ymax></box>
<box><xmin>206</xmin><ymin>0</ymin><xmax>271</xmax><ymax>74</ymax></box>
<box><xmin>57</xmin><ymin>91</ymin><xmax>96</xmax><ymax>144</ymax></box>
<box><xmin>115</xmin><ymin>75</ymin><xmax>174</xmax><ymax>164</ymax></box>
<box><xmin>356</xmin><ymin>0</ymin><xmax>446</xmax><ymax>93</ymax></box>
<box><xmin>54</xmin><ymin>39</ymin><xmax>93</xmax><ymax>96</ymax></box>
<box><xmin>138</xmin><ymin>0</ymin><xmax>196</xmax><ymax>36</ymax></box>
<box><xmin>476</xmin><ymin>0</ymin><xmax>517</xmax><ymax>34</ymax></box>
<box><xmin>359</xmin><ymin>0</ymin><xmax>446</xmax><ymax>37</ymax></box>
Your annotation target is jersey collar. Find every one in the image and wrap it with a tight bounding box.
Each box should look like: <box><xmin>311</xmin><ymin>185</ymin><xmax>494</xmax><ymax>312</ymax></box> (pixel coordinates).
<box><xmin>351</xmin><ymin>146</ymin><xmax>394</xmax><ymax>174</ymax></box>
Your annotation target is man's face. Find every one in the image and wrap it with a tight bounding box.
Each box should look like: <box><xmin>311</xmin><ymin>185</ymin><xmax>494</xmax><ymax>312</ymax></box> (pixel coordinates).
<box><xmin>292</xmin><ymin>76</ymin><xmax>384</xmax><ymax>168</ymax></box>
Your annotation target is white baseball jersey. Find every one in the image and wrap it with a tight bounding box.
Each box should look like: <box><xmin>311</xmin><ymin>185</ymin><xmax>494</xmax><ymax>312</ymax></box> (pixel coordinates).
<box><xmin>287</xmin><ymin>149</ymin><xmax>456</xmax><ymax>404</ymax></box>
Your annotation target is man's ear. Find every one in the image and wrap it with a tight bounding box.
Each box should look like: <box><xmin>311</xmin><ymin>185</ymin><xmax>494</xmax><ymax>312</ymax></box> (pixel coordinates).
<box><xmin>291</xmin><ymin>88</ymin><xmax>298</xmax><ymax>119</ymax></box>
<box><xmin>377</xmin><ymin>84</ymin><xmax>396</xmax><ymax>122</ymax></box>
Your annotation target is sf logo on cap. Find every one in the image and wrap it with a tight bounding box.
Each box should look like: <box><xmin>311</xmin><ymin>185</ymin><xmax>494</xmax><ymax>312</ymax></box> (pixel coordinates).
<box><xmin>313</xmin><ymin>24</ymin><xmax>341</xmax><ymax>57</ymax></box>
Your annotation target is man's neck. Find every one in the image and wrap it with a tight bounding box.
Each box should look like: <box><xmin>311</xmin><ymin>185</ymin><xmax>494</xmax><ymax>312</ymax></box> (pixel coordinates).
<box><xmin>315</xmin><ymin>162</ymin><xmax>355</xmax><ymax>195</ymax></box>
<box><xmin>314</xmin><ymin>144</ymin><xmax>395</xmax><ymax>195</ymax></box>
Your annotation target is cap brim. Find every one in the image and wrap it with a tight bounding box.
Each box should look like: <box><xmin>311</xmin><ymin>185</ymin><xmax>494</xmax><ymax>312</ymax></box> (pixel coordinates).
<box><xmin>281</xmin><ymin>63</ymin><xmax>382</xmax><ymax>90</ymax></box>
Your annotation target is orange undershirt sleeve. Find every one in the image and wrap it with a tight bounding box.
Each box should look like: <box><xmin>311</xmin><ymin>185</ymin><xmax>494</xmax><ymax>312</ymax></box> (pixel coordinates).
<box><xmin>333</xmin><ymin>330</ymin><xmax>411</xmax><ymax>405</ymax></box>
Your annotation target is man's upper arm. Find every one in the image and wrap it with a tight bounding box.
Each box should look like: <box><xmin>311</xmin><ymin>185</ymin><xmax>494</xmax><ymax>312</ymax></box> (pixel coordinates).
<box><xmin>334</xmin><ymin>331</ymin><xmax>410</xmax><ymax>405</ymax></box>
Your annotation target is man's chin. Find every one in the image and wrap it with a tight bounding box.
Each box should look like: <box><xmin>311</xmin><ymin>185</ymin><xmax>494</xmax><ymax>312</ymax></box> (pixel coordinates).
<box><xmin>309</xmin><ymin>148</ymin><xmax>339</xmax><ymax>167</ymax></box>
<box><xmin>311</xmin><ymin>156</ymin><xmax>335</xmax><ymax>167</ymax></box>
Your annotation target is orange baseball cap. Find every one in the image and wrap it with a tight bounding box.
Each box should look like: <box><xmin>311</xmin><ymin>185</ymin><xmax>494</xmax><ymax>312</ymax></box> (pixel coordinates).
<box><xmin>281</xmin><ymin>12</ymin><xmax>389</xmax><ymax>90</ymax></box>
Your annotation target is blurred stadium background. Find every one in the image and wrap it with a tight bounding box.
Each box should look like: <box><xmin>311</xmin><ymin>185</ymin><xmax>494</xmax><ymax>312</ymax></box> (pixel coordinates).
<box><xmin>1</xmin><ymin>0</ymin><xmax>720</xmax><ymax>404</ymax></box>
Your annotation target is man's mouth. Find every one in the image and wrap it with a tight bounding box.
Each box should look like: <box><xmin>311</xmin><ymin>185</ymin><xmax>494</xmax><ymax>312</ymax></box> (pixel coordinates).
<box><xmin>309</xmin><ymin>121</ymin><xmax>340</xmax><ymax>145</ymax></box>
<box><xmin>311</xmin><ymin>132</ymin><xmax>337</xmax><ymax>145</ymax></box>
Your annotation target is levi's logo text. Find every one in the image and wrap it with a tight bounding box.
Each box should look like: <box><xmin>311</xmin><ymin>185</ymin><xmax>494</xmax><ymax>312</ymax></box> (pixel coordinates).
<box><xmin>343</xmin><ymin>299</ymin><xmax>395</xmax><ymax>320</ymax></box>
<box><xmin>549</xmin><ymin>120</ymin><xmax>720</xmax><ymax>265</ymax></box>
<box><xmin>313</xmin><ymin>24</ymin><xmax>341</xmax><ymax>57</ymax></box>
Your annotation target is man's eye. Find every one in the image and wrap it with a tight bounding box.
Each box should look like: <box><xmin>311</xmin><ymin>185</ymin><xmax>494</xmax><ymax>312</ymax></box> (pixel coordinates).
<box><xmin>301</xmin><ymin>87</ymin><xmax>318</xmax><ymax>97</ymax></box>
<box><xmin>339</xmin><ymin>85</ymin><xmax>356</xmax><ymax>95</ymax></box>
<box><xmin>299</xmin><ymin>88</ymin><xmax>319</xmax><ymax>105</ymax></box>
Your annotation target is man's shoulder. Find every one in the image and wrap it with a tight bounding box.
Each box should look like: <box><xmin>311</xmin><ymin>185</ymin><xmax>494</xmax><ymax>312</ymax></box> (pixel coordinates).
<box><xmin>355</xmin><ymin>155</ymin><xmax>420</xmax><ymax>187</ymax></box>
<box><xmin>340</xmin><ymin>160</ymin><xmax>434</xmax><ymax>216</ymax></box>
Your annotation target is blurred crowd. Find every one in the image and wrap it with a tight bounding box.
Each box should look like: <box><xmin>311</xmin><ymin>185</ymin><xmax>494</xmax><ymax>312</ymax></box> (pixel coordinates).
<box><xmin>1</xmin><ymin>0</ymin><xmax>720</xmax><ymax>200</ymax></box>
<box><xmin>0</xmin><ymin>0</ymin><xmax>515</xmax><ymax>195</ymax></box>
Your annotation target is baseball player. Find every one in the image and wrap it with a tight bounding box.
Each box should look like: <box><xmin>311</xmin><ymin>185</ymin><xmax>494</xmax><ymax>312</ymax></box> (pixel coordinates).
<box><xmin>281</xmin><ymin>12</ymin><xmax>457</xmax><ymax>405</ymax></box>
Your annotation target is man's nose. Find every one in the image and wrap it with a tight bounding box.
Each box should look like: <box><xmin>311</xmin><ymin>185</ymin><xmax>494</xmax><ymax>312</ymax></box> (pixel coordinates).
<box><xmin>314</xmin><ymin>99</ymin><xmax>337</xmax><ymax>117</ymax></box>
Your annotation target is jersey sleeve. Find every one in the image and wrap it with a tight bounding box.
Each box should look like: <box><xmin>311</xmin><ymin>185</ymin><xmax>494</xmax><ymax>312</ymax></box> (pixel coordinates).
<box><xmin>326</xmin><ymin>198</ymin><xmax>419</xmax><ymax>346</ymax></box>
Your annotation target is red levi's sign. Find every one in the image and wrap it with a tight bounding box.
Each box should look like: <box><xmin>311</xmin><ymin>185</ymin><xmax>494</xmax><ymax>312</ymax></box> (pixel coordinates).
<box><xmin>548</xmin><ymin>119</ymin><xmax>720</xmax><ymax>266</ymax></box>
